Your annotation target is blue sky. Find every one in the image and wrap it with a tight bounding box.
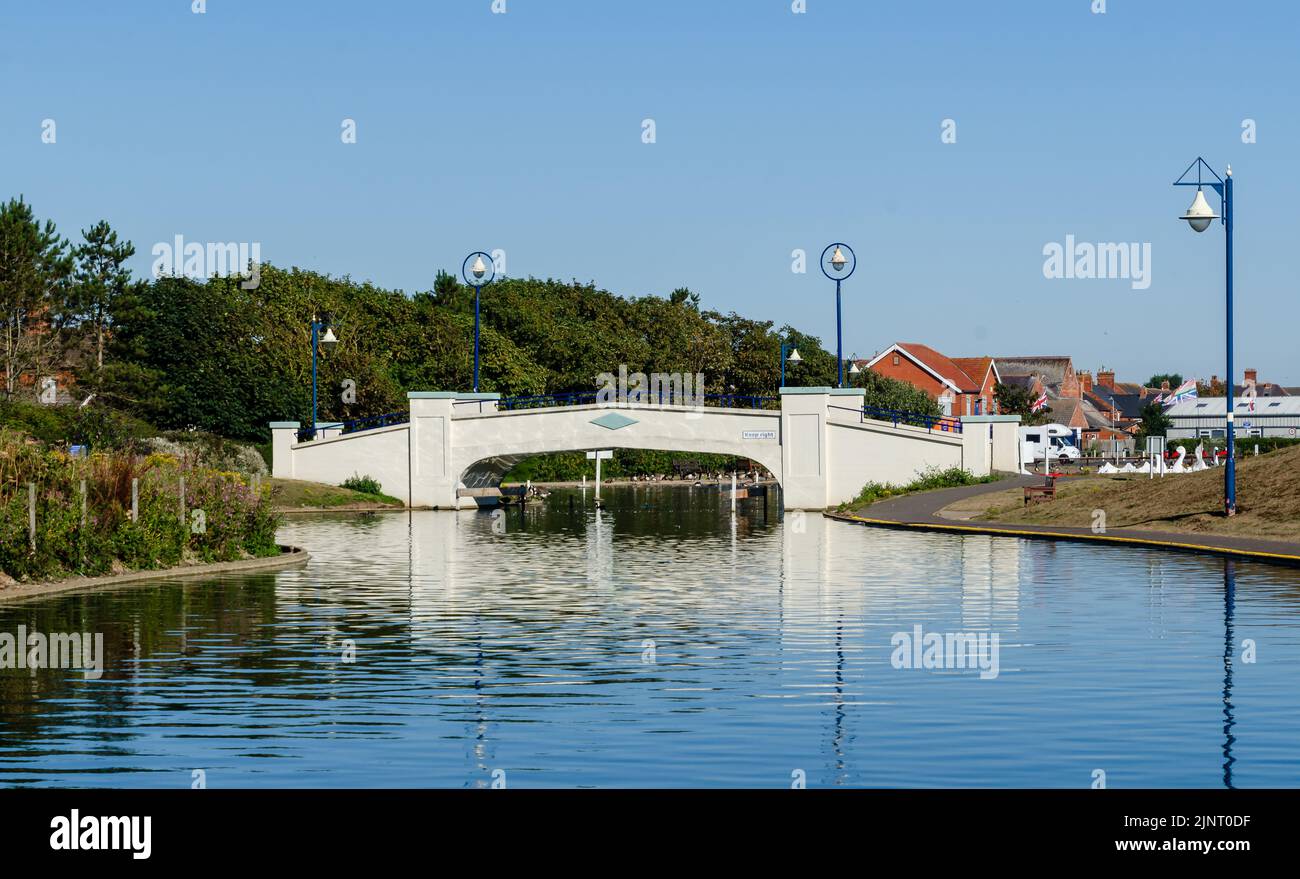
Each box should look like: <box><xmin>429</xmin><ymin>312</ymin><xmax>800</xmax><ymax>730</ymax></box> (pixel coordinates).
<box><xmin>4</xmin><ymin>0</ymin><xmax>1297</xmax><ymax>383</ymax></box>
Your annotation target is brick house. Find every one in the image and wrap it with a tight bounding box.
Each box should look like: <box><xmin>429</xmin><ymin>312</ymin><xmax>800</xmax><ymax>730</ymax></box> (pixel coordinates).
<box><xmin>863</xmin><ymin>343</ymin><xmax>1001</xmax><ymax>417</ymax></box>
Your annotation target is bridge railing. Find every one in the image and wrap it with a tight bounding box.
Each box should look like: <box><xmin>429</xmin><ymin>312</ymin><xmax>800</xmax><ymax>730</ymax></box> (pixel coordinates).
<box><xmin>835</xmin><ymin>403</ymin><xmax>962</xmax><ymax>433</ymax></box>
<box><xmin>499</xmin><ymin>391</ymin><xmax>780</xmax><ymax>411</ymax></box>
<box><xmin>297</xmin><ymin>410</ymin><xmax>410</xmax><ymax>442</ymax></box>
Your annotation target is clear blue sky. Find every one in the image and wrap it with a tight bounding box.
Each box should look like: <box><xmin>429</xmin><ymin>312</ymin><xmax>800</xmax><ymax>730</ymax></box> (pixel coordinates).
<box><xmin>4</xmin><ymin>0</ymin><xmax>1297</xmax><ymax>384</ymax></box>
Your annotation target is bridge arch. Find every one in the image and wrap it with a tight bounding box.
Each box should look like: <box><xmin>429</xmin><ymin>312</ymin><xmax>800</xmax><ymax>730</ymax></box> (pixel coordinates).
<box><xmin>452</xmin><ymin>403</ymin><xmax>784</xmax><ymax>495</ymax></box>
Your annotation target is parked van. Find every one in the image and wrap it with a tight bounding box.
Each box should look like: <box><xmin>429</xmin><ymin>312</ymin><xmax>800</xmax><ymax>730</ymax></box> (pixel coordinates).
<box><xmin>1019</xmin><ymin>423</ymin><xmax>1081</xmax><ymax>463</ymax></box>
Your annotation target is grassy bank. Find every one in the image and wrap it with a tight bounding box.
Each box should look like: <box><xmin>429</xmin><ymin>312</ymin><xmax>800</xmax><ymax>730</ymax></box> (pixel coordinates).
<box><xmin>270</xmin><ymin>478</ymin><xmax>404</xmax><ymax>510</ymax></box>
<box><xmin>969</xmin><ymin>445</ymin><xmax>1300</xmax><ymax>543</ymax></box>
<box><xmin>839</xmin><ymin>467</ymin><xmax>1002</xmax><ymax>512</ymax></box>
<box><xmin>0</xmin><ymin>432</ymin><xmax>281</xmax><ymax>584</ymax></box>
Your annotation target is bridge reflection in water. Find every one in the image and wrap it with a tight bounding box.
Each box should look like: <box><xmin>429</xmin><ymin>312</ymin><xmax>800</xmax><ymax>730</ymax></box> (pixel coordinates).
<box><xmin>1</xmin><ymin>486</ymin><xmax>1296</xmax><ymax>788</ymax></box>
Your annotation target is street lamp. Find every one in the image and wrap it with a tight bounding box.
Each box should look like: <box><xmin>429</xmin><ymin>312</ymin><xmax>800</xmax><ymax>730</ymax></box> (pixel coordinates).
<box><xmin>780</xmin><ymin>342</ymin><xmax>802</xmax><ymax>388</ymax></box>
<box><xmin>461</xmin><ymin>251</ymin><xmax>497</xmax><ymax>393</ymax></box>
<box><xmin>820</xmin><ymin>243</ymin><xmax>856</xmax><ymax>387</ymax></box>
<box><xmin>1174</xmin><ymin>157</ymin><xmax>1236</xmax><ymax>515</ymax></box>
<box><xmin>309</xmin><ymin>314</ymin><xmax>338</xmax><ymax>437</ymax></box>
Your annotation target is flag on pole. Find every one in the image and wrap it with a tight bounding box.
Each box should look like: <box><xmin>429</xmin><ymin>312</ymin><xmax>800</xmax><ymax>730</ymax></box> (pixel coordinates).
<box><xmin>1164</xmin><ymin>379</ymin><xmax>1198</xmax><ymax>406</ymax></box>
<box><xmin>1031</xmin><ymin>392</ymin><xmax>1049</xmax><ymax>413</ymax></box>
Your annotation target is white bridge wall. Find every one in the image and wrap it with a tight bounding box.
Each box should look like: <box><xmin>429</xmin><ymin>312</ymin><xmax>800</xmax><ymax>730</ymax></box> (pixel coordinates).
<box><xmin>269</xmin><ymin>390</ymin><xmax>1019</xmax><ymax>511</ymax></box>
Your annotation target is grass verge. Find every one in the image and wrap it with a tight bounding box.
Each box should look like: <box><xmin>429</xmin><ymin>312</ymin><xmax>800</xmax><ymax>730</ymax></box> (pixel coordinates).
<box><xmin>839</xmin><ymin>466</ymin><xmax>1002</xmax><ymax>512</ymax></box>
<box><xmin>270</xmin><ymin>478</ymin><xmax>404</xmax><ymax>510</ymax></box>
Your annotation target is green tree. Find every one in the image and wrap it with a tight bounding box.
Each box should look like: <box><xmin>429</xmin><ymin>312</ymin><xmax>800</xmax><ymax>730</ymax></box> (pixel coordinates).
<box><xmin>0</xmin><ymin>197</ymin><xmax>72</xmax><ymax>399</ymax></box>
<box><xmin>431</xmin><ymin>269</ymin><xmax>459</xmax><ymax>302</ymax></box>
<box><xmin>669</xmin><ymin>286</ymin><xmax>700</xmax><ymax>309</ymax></box>
<box><xmin>1133</xmin><ymin>400</ymin><xmax>1173</xmax><ymax>449</ymax></box>
<box><xmin>71</xmin><ymin>220</ymin><xmax>135</xmax><ymax>374</ymax></box>
<box><xmin>1147</xmin><ymin>373</ymin><xmax>1182</xmax><ymax>390</ymax></box>
<box><xmin>851</xmin><ymin>368</ymin><xmax>942</xmax><ymax>416</ymax></box>
<box><xmin>994</xmin><ymin>381</ymin><xmax>1049</xmax><ymax>425</ymax></box>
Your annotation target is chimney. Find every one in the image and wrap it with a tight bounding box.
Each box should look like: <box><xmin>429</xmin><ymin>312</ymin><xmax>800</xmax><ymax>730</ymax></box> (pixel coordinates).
<box><xmin>1161</xmin><ymin>380</ymin><xmax>1170</xmax><ymax>392</ymax></box>
<box><xmin>1097</xmin><ymin>369</ymin><xmax>1116</xmax><ymax>390</ymax></box>
<box><xmin>1244</xmin><ymin>368</ymin><xmax>1258</xmax><ymax>384</ymax></box>
<box><xmin>1079</xmin><ymin>370</ymin><xmax>1093</xmax><ymax>394</ymax></box>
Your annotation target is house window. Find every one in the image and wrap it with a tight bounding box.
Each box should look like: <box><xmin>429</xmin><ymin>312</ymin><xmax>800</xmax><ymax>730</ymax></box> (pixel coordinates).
<box><xmin>892</xmin><ymin>354</ymin><xmax>900</xmax><ymax>366</ymax></box>
<box><xmin>975</xmin><ymin>398</ymin><xmax>983</xmax><ymax>415</ymax></box>
<box><xmin>938</xmin><ymin>393</ymin><xmax>953</xmax><ymax>416</ymax></box>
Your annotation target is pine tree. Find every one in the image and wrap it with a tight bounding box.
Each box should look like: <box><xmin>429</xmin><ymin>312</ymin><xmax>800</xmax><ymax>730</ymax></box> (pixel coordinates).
<box><xmin>72</xmin><ymin>220</ymin><xmax>135</xmax><ymax>373</ymax></box>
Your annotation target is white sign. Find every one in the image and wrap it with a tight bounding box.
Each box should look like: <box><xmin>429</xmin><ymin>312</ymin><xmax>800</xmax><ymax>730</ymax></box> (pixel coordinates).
<box><xmin>742</xmin><ymin>430</ymin><xmax>777</xmax><ymax>440</ymax></box>
<box><xmin>586</xmin><ymin>450</ymin><xmax>613</xmax><ymax>460</ymax></box>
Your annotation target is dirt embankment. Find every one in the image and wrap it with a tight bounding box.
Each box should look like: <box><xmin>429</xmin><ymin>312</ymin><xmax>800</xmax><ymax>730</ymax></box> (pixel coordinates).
<box><xmin>965</xmin><ymin>445</ymin><xmax>1300</xmax><ymax>543</ymax></box>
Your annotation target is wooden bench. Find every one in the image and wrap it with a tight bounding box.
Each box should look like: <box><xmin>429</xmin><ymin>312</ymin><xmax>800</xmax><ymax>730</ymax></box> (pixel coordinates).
<box><xmin>1023</xmin><ymin>478</ymin><xmax>1058</xmax><ymax>506</ymax></box>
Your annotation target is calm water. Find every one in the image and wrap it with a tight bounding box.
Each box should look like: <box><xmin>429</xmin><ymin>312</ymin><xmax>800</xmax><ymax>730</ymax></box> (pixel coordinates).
<box><xmin>2</xmin><ymin>485</ymin><xmax>1299</xmax><ymax>788</ymax></box>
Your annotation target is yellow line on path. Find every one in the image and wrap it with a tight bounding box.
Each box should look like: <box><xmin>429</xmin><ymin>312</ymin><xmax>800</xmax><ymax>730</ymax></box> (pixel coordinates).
<box><xmin>835</xmin><ymin>514</ymin><xmax>1300</xmax><ymax>565</ymax></box>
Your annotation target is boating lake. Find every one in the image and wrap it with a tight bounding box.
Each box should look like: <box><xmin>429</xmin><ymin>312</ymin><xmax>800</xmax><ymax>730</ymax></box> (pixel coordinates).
<box><xmin>2</xmin><ymin>485</ymin><xmax>1298</xmax><ymax>788</ymax></box>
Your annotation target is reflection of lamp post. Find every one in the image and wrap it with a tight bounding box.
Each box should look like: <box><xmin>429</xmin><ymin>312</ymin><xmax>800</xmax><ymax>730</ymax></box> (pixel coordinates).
<box><xmin>820</xmin><ymin>243</ymin><xmax>856</xmax><ymax>387</ymax></box>
<box><xmin>1221</xmin><ymin>558</ymin><xmax>1237</xmax><ymax>789</ymax></box>
<box><xmin>780</xmin><ymin>342</ymin><xmax>802</xmax><ymax>388</ymax></box>
<box><xmin>309</xmin><ymin>314</ymin><xmax>338</xmax><ymax>436</ymax></box>
<box><xmin>461</xmin><ymin>251</ymin><xmax>496</xmax><ymax>393</ymax></box>
<box><xmin>1174</xmin><ymin>157</ymin><xmax>1236</xmax><ymax>515</ymax></box>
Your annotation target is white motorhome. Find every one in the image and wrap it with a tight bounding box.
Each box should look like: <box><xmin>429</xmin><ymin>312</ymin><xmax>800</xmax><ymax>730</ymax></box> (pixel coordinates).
<box><xmin>1019</xmin><ymin>423</ymin><xmax>1081</xmax><ymax>463</ymax></box>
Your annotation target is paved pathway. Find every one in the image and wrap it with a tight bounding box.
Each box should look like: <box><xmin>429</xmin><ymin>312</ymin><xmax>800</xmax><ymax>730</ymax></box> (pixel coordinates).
<box><xmin>827</xmin><ymin>475</ymin><xmax>1300</xmax><ymax>566</ymax></box>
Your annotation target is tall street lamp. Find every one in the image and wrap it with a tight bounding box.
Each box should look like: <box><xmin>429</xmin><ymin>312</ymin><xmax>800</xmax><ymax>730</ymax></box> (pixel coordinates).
<box><xmin>820</xmin><ymin>243</ymin><xmax>856</xmax><ymax>387</ymax></box>
<box><xmin>1174</xmin><ymin>157</ymin><xmax>1236</xmax><ymax>515</ymax></box>
<box><xmin>309</xmin><ymin>314</ymin><xmax>338</xmax><ymax>437</ymax></box>
<box><xmin>780</xmin><ymin>342</ymin><xmax>802</xmax><ymax>388</ymax></box>
<box><xmin>461</xmin><ymin>252</ymin><xmax>496</xmax><ymax>393</ymax></box>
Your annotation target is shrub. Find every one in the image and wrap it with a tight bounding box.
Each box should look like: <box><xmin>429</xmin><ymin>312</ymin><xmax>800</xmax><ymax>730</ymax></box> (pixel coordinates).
<box><xmin>840</xmin><ymin>466</ymin><xmax>999</xmax><ymax>510</ymax></box>
<box><xmin>0</xmin><ymin>433</ymin><xmax>282</xmax><ymax>583</ymax></box>
<box><xmin>341</xmin><ymin>473</ymin><xmax>384</xmax><ymax>495</ymax></box>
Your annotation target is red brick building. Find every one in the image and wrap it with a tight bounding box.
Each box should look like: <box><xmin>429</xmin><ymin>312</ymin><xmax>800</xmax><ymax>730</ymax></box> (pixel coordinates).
<box><xmin>863</xmin><ymin>343</ymin><xmax>1001</xmax><ymax>417</ymax></box>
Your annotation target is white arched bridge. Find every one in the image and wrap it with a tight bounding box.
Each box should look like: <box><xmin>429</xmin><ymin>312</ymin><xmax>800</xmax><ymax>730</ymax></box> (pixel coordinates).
<box><xmin>269</xmin><ymin>389</ymin><xmax>1021</xmax><ymax>510</ymax></box>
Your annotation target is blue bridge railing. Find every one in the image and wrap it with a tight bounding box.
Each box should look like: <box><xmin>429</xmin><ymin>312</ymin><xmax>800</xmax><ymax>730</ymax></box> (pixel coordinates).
<box><xmin>297</xmin><ymin>411</ymin><xmax>409</xmax><ymax>442</ymax></box>
<box><xmin>860</xmin><ymin>404</ymin><xmax>962</xmax><ymax>433</ymax></box>
<box><xmin>297</xmin><ymin>397</ymin><xmax>952</xmax><ymax>441</ymax></box>
<box><xmin>500</xmin><ymin>392</ymin><xmax>780</xmax><ymax>411</ymax></box>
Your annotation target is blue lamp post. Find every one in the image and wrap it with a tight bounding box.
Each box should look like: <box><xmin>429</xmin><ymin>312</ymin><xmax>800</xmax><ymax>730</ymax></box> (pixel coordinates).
<box><xmin>780</xmin><ymin>342</ymin><xmax>802</xmax><ymax>388</ymax></box>
<box><xmin>308</xmin><ymin>314</ymin><xmax>337</xmax><ymax>438</ymax></box>
<box><xmin>1174</xmin><ymin>158</ymin><xmax>1236</xmax><ymax>515</ymax></box>
<box><xmin>820</xmin><ymin>243</ymin><xmax>856</xmax><ymax>387</ymax></box>
<box><xmin>461</xmin><ymin>251</ymin><xmax>496</xmax><ymax>393</ymax></box>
